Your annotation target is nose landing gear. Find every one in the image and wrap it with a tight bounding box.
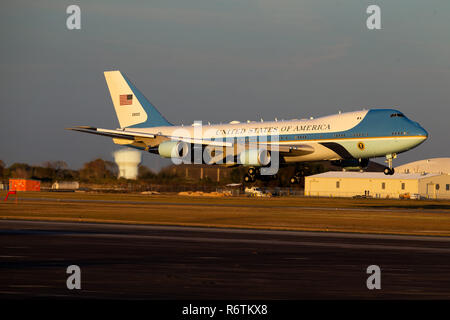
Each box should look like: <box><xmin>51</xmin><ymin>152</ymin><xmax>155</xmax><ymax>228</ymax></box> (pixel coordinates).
<box><xmin>383</xmin><ymin>153</ymin><xmax>396</xmax><ymax>175</ymax></box>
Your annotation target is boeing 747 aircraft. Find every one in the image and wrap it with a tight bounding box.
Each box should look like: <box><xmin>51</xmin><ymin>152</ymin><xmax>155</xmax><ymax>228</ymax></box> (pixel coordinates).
<box><xmin>68</xmin><ymin>71</ymin><xmax>428</xmax><ymax>183</ymax></box>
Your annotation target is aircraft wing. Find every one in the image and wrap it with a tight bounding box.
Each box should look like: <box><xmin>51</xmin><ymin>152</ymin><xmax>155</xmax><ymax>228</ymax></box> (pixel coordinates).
<box><xmin>67</xmin><ymin>127</ymin><xmax>314</xmax><ymax>155</ymax></box>
<box><xmin>260</xmin><ymin>144</ymin><xmax>314</xmax><ymax>156</ymax></box>
<box><xmin>275</xmin><ymin>144</ymin><xmax>315</xmax><ymax>155</ymax></box>
<box><xmin>66</xmin><ymin>126</ymin><xmax>233</xmax><ymax>147</ymax></box>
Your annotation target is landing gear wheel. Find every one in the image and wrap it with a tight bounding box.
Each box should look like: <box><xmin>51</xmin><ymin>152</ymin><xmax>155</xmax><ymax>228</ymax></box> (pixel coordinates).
<box><xmin>244</xmin><ymin>174</ymin><xmax>255</xmax><ymax>183</ymax></box>
<box><xmin>384</xmin><ymin>153</ymin><xmax>396</xmax><ymax>175</ymax></box>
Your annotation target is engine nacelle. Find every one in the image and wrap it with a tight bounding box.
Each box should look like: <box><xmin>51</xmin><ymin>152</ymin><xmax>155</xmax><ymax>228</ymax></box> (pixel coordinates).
<box><xmin>203</xmin><ymin>145</ymin><xmax>225</xmax><ymax>165</ymax></box>
<box><xmin>331</xmin><ymin>158</ymin><xmax>369</xmax><ymax>170</ymax></box>
<box><xmin>158</xmin><ymin>141</ymin><xmax>189</xmax><ymax>159</ymax></box>
<box><xmin>239</xmin><ymin>149</ymin><xmax>271</xmax><ymax>166</ymax></box>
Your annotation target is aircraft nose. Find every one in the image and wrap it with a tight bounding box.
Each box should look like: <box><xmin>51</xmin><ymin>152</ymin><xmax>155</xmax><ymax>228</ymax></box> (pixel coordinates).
<box><xmin>417</xmin><ymin>125</ymin><xmax>428</xmax><ymax>139</ymax></box>
<box><xmin>410</xmin><ymin>121</ymin><xmax>428</xmax><ymax>139</ymax></box>
<box><xmin>412</xmin><ymin>124</ymin><xmax>428</xmax><ymax>147</ymax></box>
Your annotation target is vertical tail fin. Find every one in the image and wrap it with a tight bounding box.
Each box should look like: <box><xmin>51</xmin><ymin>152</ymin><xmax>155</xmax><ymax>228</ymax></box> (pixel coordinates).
<box><xmin>104</xmin><ymin>70</ymin><xmax>172</xmax><ymax>128</ymax></box>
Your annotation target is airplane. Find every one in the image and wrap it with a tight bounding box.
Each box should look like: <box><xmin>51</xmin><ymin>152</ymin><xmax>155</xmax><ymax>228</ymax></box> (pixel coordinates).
<box><xmin>67</xmin><ymin>70</ymin><xmax>428</xmax><ymax>183</ymax></box>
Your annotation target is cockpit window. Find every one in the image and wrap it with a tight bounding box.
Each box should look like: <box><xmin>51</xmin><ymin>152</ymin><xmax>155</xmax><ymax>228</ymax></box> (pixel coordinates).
<box><xmin>390</xmin><ymin>113</ymin><xmax>405</xmax><ymax>118</ymax></box>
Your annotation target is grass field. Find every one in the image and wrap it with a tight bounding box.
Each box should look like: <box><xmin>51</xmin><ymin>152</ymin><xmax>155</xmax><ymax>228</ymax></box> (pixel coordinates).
<box><xmin>1</xmin><ymin>191</ymin><xmax>450</xmax><ymax>236</ymax></box>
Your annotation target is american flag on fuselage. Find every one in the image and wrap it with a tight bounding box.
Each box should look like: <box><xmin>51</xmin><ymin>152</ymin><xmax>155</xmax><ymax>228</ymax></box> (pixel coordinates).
<box><xmin>119</xmin><ymin>94</ymin><xmax>133</xmax><ymax>105</ymax></box>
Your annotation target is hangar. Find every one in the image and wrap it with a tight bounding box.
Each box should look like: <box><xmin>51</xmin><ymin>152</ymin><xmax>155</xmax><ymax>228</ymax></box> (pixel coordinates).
<box><xmin>305</xmin><ymin>171</ymin><xmax>450</xmax><ymax>199</ymax></box>
<box><xmin>396</xmin><ymin>158</ymin><xmax>450</xmax><ymax>174</ymax></box>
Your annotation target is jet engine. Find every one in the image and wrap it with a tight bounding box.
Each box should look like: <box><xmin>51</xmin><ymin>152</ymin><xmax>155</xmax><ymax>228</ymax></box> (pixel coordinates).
<box><xmin>239</xmin><ymin>149</ymin><xmax>271</xmax><ymax>166</ymax></box>
<box><xmin>158</xmin><ymin>141</ymin><xmax>189</xmax><ymax>159</ymax></box>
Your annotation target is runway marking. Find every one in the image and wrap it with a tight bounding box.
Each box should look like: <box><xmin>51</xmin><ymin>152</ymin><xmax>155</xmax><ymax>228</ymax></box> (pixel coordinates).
<box><xmin>61</xmin><ymin>233</ymin><xmax>450</xmax><ymax>254</ymax></box>
<box><xmin>9</xmin><ymin>285</ymin><xmax>50</xmax><ymax>288</ymax></box>
<box><xmin>3</xmin><ymin>247</ymin><xmax>29</xmax><ymax>249</ymax></box>
<box><xmin>0</xmin><ymin>291</ymin><xmax>23</xmax><ymax>295</ymax></box>
<box><xmin>2</xmin><ymin>219</ymin><xmax>450</xmax><ymax>242</ymax></box>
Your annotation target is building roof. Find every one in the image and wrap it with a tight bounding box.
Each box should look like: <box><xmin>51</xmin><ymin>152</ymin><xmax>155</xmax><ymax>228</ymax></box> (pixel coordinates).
<box><xmin>396</xmin><ymin>158</ymin><xmax>450</xmax><ymax>174</ymax></box>
<box><xmin>306</xmin><ymin>171</ymin><xmax>442</xmax><ymax>180</ymax></box>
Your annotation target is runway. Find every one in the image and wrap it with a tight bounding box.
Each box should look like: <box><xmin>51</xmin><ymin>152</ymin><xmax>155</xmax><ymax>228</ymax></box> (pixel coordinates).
<box><xmin>13</xmin><ymin>196</ymin><xmax>450</xmax><ymax>214</ymax></box>
<box><xmin>1</xmin><ymin>220</ymin><xmax>450</xmax><ymax>299</ymax></box>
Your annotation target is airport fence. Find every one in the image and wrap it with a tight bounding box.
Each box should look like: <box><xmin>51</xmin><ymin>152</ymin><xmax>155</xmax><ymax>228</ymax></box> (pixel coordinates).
<box><xmin>303</xmin><ymin>191</ymin><xmax>435</xmax><ymax>200</ymax></box>
<box><xmin>81</xmin><ymin>183</ymin><xmax>226</xmax><ymax>193</ymax></box>
<box><xmin>76</xmin><ymin>183</ymin><xmax>305</xmax><ymax>196</ymax></box>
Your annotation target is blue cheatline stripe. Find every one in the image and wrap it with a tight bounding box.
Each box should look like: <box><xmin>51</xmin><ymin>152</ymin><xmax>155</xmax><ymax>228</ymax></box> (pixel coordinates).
<box><xmin>123</xmin><ymin>75</ymin><xmax>173</xmax><ymax>128</ymax></box>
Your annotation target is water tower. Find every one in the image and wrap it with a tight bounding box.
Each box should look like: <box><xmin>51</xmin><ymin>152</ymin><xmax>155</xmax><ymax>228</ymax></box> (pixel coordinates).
<box><xmin>113</xmin><ymin>148</ymin><xmax>142</xmax><ymax>180</ymax></box>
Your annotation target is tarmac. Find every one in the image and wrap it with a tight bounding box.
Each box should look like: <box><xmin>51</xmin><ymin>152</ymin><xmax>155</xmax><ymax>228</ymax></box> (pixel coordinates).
<box><xmin>1</xmin><ymin>219</ymin><xmax>450</xmax><ymax>299</ymax></box>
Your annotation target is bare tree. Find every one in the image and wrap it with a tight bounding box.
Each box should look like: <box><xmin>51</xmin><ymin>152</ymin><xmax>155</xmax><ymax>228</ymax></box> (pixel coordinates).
<box><xmin>79</xmin><ymin>158</ymin><xmax>118</xmax><ymax>181</ymax></box>
<box><xmin>43</xmin><ymin>161</ymin><xmax>68</xmax><ymax>171</ymax></box>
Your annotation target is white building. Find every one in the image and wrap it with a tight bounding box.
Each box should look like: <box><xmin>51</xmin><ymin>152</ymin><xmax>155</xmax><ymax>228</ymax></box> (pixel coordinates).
<box><xmin>396</xmin><ymin>158</ymin><xmax>450</xmax><ymax>175</ymax></box>
<box><xmin>52</xmin><ymin>181</ymin><xmax>79</xmax><ymax>190</ymax></box>
<box><xmin>113</xmin><ymin>148</ymin><xmax>142</xmax><ymax>180</ymax></box>
<box><xmin>305</xmin><ymin>171</ymin><xmax>450</xmax><ymax>199</ymax></box>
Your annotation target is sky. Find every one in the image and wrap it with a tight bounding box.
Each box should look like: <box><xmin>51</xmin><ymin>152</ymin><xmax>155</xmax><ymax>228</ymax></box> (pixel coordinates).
<box><xmin>1</xmin><ymin>0</ymin><xmax>449</xmax><ymax>172</ymax></box>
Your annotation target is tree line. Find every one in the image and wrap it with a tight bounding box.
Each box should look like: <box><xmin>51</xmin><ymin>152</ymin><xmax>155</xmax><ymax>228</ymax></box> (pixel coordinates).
<box><xmin>0</xmin><ymin>159</ymin><xmax>114</xmax><ymax>183</ymax></box>
<box><xmin>0</xmin><ymin>159</ymin><xmax>223</xmax><ymax>185</ymax></box>
<box><xmin>0</xmin><ymin>158</ymin><xmax>328</xmax><ymax>187</ymax></box>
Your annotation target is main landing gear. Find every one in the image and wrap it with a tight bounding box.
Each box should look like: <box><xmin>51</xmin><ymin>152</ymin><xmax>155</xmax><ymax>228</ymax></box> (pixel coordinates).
<box><xmin>383</xmin><ymin>153</ymin><xmax>396</xmax><ymax>175</ymax></box>
<box><xmin>243</xmin><ymin>167</ymin><xmax>258</xmax><ymax>183</ymax></box>
<box><xmin>243</xmin><ymin>167</ymin><xmax>277</xmax><ymax>183</ymax></box>
<box><xmin>289</xmin><ymin>172</ymin><xmax>302</xmax><ymax>184</ymax></box>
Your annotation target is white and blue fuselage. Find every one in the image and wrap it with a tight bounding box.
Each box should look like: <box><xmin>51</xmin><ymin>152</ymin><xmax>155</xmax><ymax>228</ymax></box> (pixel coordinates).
<box><xmin>69</xmin><ymin>71</ymin><xmax>428</xmax><ymax>175</ymax></box>
<box><xmin>125</xmin><ymin>108</ymin><xmax>428</xmax><ymax>164</ymax></box>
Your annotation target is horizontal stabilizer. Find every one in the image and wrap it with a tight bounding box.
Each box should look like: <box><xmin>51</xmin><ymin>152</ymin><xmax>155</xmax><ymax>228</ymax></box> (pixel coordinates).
<box><xmin>66</xmin><ymin>126</ymin><xmax>155</xmax><ymax>141</ymax></box>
